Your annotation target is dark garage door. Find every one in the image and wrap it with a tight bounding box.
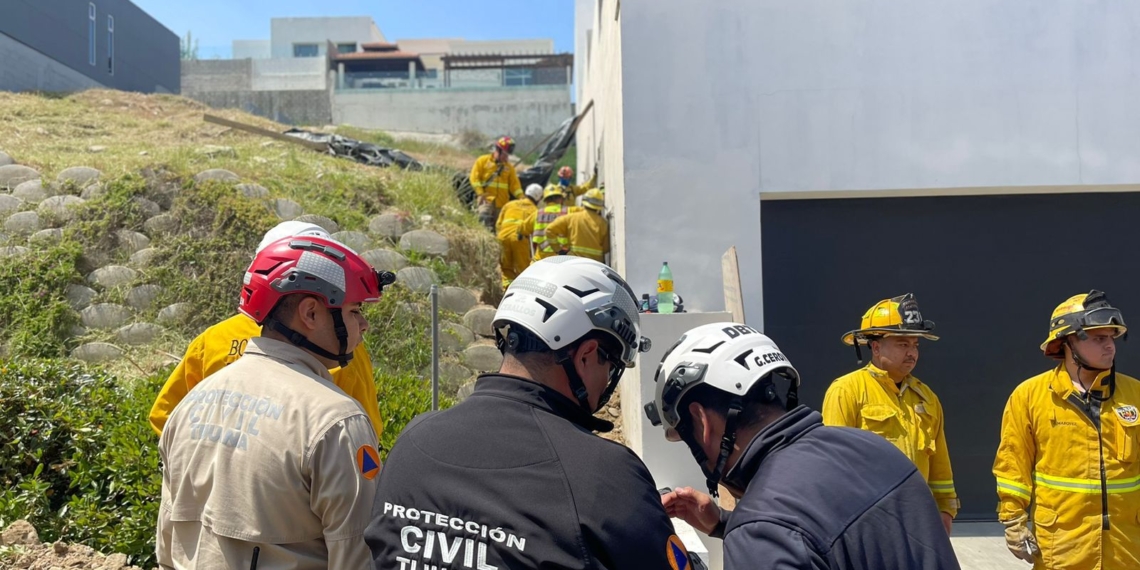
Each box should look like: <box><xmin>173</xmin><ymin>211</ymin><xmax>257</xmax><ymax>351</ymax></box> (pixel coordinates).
<box><xmin>761</xmin><ymin>191</ymin><xmax>1140</xmax><ymax>520</ymax></box>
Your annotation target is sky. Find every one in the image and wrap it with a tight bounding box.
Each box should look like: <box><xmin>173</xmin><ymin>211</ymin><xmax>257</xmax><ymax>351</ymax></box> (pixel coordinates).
<box><xmin>133</xmin><ymin>0</ymin><xmax>576</xmax><ymax>59</ymax></box>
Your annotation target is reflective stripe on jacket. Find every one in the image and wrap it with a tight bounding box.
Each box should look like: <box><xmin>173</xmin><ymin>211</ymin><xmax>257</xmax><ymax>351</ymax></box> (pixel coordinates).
<box><xmin>993</xmin><ymin>366</ymin><xmax>1140</xmax><ymax>569</ymax></box>
<box><xmin>543</xmin><ymin>208</ymin><xmax>609</xmax><ymax>263</ymax></box>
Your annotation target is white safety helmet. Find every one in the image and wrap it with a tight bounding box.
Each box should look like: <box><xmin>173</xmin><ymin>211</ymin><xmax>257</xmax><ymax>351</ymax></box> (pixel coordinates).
<box><xmin>493</xmin><ymin>257</ymin><xmax>651</xmax><ymax>410</ymax></box>
<box><xmin>646</xmin><ymin>322</ymin><xmax>800</xmax><ymax>494</ymax></box>
<box><xmin>256</xmin><ymin>221</ymin><xmax>332</xmax><ymax>253</ymax></box>
<box><xmin>525</xmin><ymin>183</ymin><xmax>544</xmax><ymax>202</ymax></box>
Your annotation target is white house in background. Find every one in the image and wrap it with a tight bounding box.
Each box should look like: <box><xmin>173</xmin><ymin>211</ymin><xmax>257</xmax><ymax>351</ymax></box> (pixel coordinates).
<box><xmin>183</xmin><ymin>15</ymin><xmax>572</xmax><ymax>139</ymax></box>
<box><xmin>577</xmin><ymin>0</ymin><xmax>1140</xmax><ymax>546</ymax></box>
<box><xmin>232</xmin><ymin>16</ymin><xmax>385</xmax><ymax>60</ymax></box>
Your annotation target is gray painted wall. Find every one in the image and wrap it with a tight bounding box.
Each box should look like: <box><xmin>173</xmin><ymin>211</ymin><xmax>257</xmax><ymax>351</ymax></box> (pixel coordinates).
<box><xmin>181</xmin><ymin>60</ymin><xmax>331</xmax><ymax>126</ymax></box>
<box><xmin>189</xmin><ymin>90</ymin><xmax>332</xmax><ymax>127</ymax></box>
<box><xmin>581</xmin><ymin>0</ymin><xmax>1140</xmax><ymax>330</ymax></box>
<box><xmin>0</xmin><ymin>32</ymin><xmax>105</xmax><ymax>92</ymax></box>
<box><xmin>0</xmin><ymin>0</ymin><xmax>179</xmax><ymax>93</ymax></box>
<box><xmin>333</xmin><ymin>87</ymin><xmax>573</xmax><ymax>139</ymax></box>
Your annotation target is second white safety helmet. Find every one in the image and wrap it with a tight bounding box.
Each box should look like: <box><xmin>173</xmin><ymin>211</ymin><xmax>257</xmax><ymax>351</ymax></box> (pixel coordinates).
<box><xmin>256</xmin><ymin>221</ymin><xmax>332</xmax><ymax>253</ymax></box>
<box><xmin>493</xmin><ymin>257</ymin><xmax>651</xmax><ymax>368</ymax></box>
<box><xmin>646</xmin><ymin>322</ymin><xmax>801</xmax><ymax>435</ymax></box>
<box><xmin>525</xmin><ymin>183</ymin><xmax>544</xmax><ymax>202</ymax></box>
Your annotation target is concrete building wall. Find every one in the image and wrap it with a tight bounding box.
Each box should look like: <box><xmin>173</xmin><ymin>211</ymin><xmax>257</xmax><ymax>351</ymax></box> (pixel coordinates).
<box><xmin>188</xmin><ymin>89</ymin><xmax>332</xmax><ymax>126</ymax></box>
<box><xmin>0</xmin><ymin>32</ymin><xmax>106</xmax><ymax>92</ymax></box>
<box><xmin>250</xmin><ymin>58</ymin><xmax>326</xmax><ymax>91</ymax></box>
<box><xmin>579</xmin><ymin>0</ymin><xmax>1140</xmax><ymax>329</ymax></box>
<box><xmin>270</xmin><ymin>17</ymin><xmax>384</xmax><ymax>59</ymax></box>
<box><xmin>333</xmin><ymin>86</ymin><xmax>572</xmax><ymax>138</ymax></box>
<box><xmin>181</xmin><ymin>60</ymin><xmax>331</xmax><ymax>126</ymax></box>
<box><xmin>233</xmin><ymin>40</ymin><xmax>271</xmax><ymax>60</ymax></box>
<box><xmin>577</xmin><ymin>0</ymin><xmax>628</xmax><ymax>278</ymax></box>
<box><xmin>181</xmin><ymin>59</ymin><xmax>251</xmax><ymax>93</ymax></box>
<box><xmin>0</xmin><ymin>0</ymin><xmax>179</xmax><ymax>93</ymax></box>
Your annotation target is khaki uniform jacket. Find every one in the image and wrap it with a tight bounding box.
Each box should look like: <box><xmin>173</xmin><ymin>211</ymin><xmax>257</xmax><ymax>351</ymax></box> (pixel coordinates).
<box><xmin>148</xmin><ymin>313</ymin><xmax>384</xmax><ymax>442</ymax></box>
<box><xmin>157</xmin><ymin>337</ymin><xmax>379</xmax><ymax>570</ymax></box>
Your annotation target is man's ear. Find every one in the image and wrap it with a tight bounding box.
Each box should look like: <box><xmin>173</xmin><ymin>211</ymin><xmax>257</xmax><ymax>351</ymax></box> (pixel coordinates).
<box><xmin>575</xmin><ymin>338</ymin><xmax>600</xmax><ymax>368</ymax></box>
<box><xmin>688</xmin><ymin>401</ymin><xmax>709</xmax><ymax>445</ymax></box>
<box><xmin>295</xmin><ymin>296</ymin><xmax>323</xmax><ymax>333</ymax></box>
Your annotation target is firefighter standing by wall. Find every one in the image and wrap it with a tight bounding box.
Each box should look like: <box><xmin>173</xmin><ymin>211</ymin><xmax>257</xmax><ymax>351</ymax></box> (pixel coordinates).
<box><xmin>993</xmin><ymin>290</ymin><xmax>1140</xmax><ymax>568</ymax></box>
<box><xmin>469</xmin><ymin>136</ymin><xmax>522</xmax><ymax>231</ymax></box>
<box><xmin>545</xmin><ymin>188</ymin><xmax>609</xmax><ymax>264</ymax></box>
<box><xmin>556</xmin><ymin>165</ymin><xmax>596</xmax><ymax>201</ymax></box>
<box><xmin>822</xmin><ymin>294</ymin><xmax>959</xmax><ymax>534</ymax></box>
<box><xmin>495</xmin><ymin>183</ymin><xmax>543</xmax><ymax>287</ymax></box>
<box><xmin>519</xmin><ymin>186</ymin><xmax>581</xmax><ymax>261</ymax></box>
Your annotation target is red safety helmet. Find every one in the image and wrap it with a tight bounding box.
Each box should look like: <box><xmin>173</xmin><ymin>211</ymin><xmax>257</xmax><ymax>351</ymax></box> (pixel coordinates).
<box><xmin>239</xmin><ymin>236</ymin><xmax>396</xmax><ymax>365</ymax></box>
<box><xmin>494</xmin><ymin>136</ymin><xmax>516</xmax><ymax>154</ymax></box>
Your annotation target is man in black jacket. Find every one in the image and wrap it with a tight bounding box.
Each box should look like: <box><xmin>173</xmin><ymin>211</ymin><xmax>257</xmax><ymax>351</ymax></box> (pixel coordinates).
<box><xmin>366</xmin><ymin>257</ymin><xmax>691</xmax><ymax>569</ymax></box>
<box><xmin>647</xmin><ymin>322</ymin><xmax>960</xmax><ymax>570</ymax></box>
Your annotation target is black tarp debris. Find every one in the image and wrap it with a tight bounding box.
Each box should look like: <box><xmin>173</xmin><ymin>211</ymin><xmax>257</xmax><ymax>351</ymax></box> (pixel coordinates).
<box><xmin>517</xmin><ymin>115</ymin><xmax>578</xmax><ymax>190</ymax></box>
<box><xmin>451</xmin><ymin>113</ymin><xmax>583</xmax><ymax>208</ymax></box>
<box><xmin>283</xmin><ymin>128</ymin><xmax>423</xmax><ymax>170</ymax></box>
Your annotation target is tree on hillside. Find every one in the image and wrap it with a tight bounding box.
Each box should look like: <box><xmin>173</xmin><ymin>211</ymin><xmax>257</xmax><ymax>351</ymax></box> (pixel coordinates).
<box><xmin>180</xmin><ymin>30</ymin><xmax>199</xmax><ymax>61</ymax></box>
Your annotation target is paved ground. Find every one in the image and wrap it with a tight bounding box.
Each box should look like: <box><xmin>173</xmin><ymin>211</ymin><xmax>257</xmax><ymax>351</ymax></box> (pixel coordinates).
<box><xmin>952</xmin><ymin>523</ymin><xmax>1032</xmax><ymax>570</ymax></box>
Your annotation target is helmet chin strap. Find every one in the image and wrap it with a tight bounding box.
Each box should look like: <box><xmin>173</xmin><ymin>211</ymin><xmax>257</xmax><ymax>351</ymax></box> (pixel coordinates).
<box><xmin>267</xmin><ymin>307</ymin><xmax>353</xmax><ymax>367</ymax></box>
<box><xmin>1067</xmin><ymin>336</ymin><xmax>1116</xmax><ymax>401</ymax></box>
<box><xmin>557</xmin><ymin>349</ymin><xmax>595</xmax><ymax>413</ymax></box>
<box><xmin>675</xmin><ymin>396</ymin><xmax>743</xmax><ymax>498</ymax></box>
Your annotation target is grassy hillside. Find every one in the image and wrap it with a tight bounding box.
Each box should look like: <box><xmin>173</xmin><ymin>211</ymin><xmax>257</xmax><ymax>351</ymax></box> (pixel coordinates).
<box><xmin>0</xmin><ymin>89</ymin><xmax>502</xmax><ymax>567</ymax></box>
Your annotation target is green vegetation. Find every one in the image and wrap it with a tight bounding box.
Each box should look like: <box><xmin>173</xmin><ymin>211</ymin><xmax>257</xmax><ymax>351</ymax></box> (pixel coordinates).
<box><xmin>0</xmin><ymin>90</ymin><xmax>498</xmax><ymax>564</ymax></box>
<box><xmin>0</xmin><ymin>361</ymin><xmax>162</xmax><ymax>566</ymax></box>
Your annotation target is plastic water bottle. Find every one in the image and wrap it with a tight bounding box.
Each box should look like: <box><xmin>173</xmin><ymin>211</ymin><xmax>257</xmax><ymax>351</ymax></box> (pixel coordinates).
<box><xmin>657</xmin><ymin>262</ymin><xmax>674</xmax><ymax>314</ymax></box>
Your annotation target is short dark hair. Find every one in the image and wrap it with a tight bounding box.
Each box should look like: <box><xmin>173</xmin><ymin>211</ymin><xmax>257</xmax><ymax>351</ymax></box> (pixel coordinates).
<box><xmin>677</xmin><ymin>374</ymin><xmax>782</xmax><ymax>431</ymax></box>
<box><xmin>267</xmin><ymin>293</ymin><xmax>317</xmax><ymax>324</ymax></box>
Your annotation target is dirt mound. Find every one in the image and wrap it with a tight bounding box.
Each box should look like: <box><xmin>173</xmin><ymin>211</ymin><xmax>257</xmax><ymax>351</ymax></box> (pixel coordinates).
<box><xmin>0</xmin><ymin>520</ymin><xmax>142</xmax><ymax>570</ymax></box>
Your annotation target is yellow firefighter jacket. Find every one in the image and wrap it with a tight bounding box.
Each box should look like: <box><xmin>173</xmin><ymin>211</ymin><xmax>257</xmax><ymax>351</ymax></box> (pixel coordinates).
<box><xmin>993</xmin><ymin>365</ymin><xmax>1140</xmax><ymax>569</ymax></box>
<box><xmin>469</xmin><ymin>154</ymin><xmax>522</xmax><ymax>209</ymax></box>
<box><xmin>544</xmin><ymin>207</ymin><xmax>609</xmax><ymax>263</ymax></box>
<box><xmin>519</xmin><ymin>203</ymin><xmax>582</xmax><ymax>261</ymax></box>
<box><xmin>823</xmin><ymin>363</ymin><xmax>960</xmax><ymax>516</ymax></box>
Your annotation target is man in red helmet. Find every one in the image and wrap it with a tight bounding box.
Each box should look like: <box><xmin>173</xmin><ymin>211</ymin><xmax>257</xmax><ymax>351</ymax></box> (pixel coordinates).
<box><xmin>555</xmin><ymin>164</ymin><xmax>597</xmax><ymax>201</ymax></box>
<box><xmin>470</xmin><ymin>136</ymin><xmax>522</xmax><ymax>230</ymax></box>
<box><xmin>157</xmin><ymin>236</ymin><xmax>395</xmax><ymax>570</ymax></box>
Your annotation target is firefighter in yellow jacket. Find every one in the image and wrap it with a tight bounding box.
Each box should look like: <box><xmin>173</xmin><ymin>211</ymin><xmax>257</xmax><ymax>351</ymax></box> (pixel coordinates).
<box><xmin>518</xmin><ymin>185</ymin><xmax>581</xmax><ymax>261</ymax></box>
<box><xmin>148</xmin><ymin>221</ymin><xmax>387</xmax><ymax>442</ymax></box>
<box><xmin>555</xmin><ymin>165</ymin><xmax>597</xmax><ymax>200</ymax></box>
<box><xmin>823</xmin><ymin>294</ymin><xmax>959</xmax><ymax>534</ymax></box>
<box><xmin>469</xmin><ymin>136</ymin><xmax>522</xmax><ymax>231</ymax></box>
<box><xmin>545</xmin><ymin>188</ymin><xmax>609</xmax><ymax>264</ymax></box>
<box><xmin>993</xmin><ymin>290</ymin><xmax>1140</xmax><ymax>569</ymax></box>
<box><xmin>496</xmin><ymin>183</ymin><xmax>543</xmax><ymax>287</ymax></box>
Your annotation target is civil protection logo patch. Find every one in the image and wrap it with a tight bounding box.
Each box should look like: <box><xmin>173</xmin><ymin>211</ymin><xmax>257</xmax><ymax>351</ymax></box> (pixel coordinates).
<box><xmin>666</xmin><ymin>534</ymin><xmax>689</xmax><ymax>570</ymax></box>
<box><xmin>356</xmin><ymin>444</ymin><xmax>380</xmax><ymax>480</ymax></box>
<box><xmin>1116</xmin><ymin>404</ymin><xmax>1139</xmax><ymax>425</ymax></box>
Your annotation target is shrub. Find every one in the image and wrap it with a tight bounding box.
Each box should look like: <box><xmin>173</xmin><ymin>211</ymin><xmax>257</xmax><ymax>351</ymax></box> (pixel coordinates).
<box><xmin>0</xmin><ymin>360</ymin><xmax>163</xmax><ymax>567</ymax></box>
<box><xmin>0</xmin><ymin>244</ymin><xmax>84</xmax><ymax>359</ymax></box>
